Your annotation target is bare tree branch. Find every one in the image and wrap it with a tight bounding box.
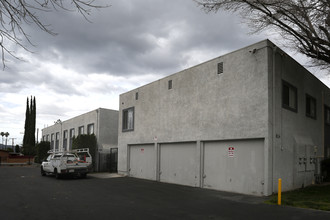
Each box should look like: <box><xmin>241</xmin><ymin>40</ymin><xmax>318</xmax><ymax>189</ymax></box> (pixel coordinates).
<box><xmin>196</xmin><ymin>0</ymin><xmax>330</xmax><ymax>69</ymax></box>
<box><xmin>0</xmin><ymin>0</ymin><xmax>109</xmax><ymax>69</ymax></box>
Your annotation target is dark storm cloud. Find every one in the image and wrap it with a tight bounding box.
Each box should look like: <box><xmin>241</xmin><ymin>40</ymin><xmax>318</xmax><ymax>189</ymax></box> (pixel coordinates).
<box><xmin>17</xmin><ymin>0</ymin><xmax>264</xmax><ymax>77</ymax></box>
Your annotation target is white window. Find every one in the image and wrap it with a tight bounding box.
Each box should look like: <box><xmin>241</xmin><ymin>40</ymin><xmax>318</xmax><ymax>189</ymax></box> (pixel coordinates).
<box><xmin>122</xmin><ymin>107</ymin><xmax>134</xmax><ymax>132</ymax></box>
<box><xmin>51</xmin><ymin>134</ymin><xmax>55</xmax><ymax>149</ymax></box>
<box><xmin>87</xmin><ymin>124</ymin><xmax>94</xmax><ymax>134</ymax></box>
<box><xmin>55</xmin><ymin>132</ymin><xmax>60</xmax><ymax>150</ymax></box>
<box><xmin>63</xmin><ymin>130</ymin><xmax>68</xmax><ymax>151</ymax></box>
<box><xmin>282</xmin><ymin>80</ymin><xmax>298</xmax><ymax>112</ymax></box>
<box><xmin>306</xmin><ymin>94</ymin><xmax>316</xmax><ymax>119</ymax></box>
<box><xmin>78</xmin><ymin>126</ymin><xmax>84</xmax><ymax>135</ymax></box>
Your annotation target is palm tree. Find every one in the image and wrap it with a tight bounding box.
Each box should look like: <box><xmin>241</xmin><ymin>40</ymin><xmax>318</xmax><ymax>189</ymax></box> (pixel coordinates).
<box><xmin>4</xmin><ymin>132</ymin><xmax>9</xmax><ymax>147</ymax></box>
<box><xmin>0</xmin><ymin>132</ymin><xmax>4</xmax><ymax>145</ymax></box>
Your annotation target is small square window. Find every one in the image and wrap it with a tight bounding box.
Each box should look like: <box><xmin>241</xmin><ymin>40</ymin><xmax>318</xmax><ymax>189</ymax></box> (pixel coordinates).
<box><xmin>306</xmin><ymin>94</ymin><xmax>316</xmax><ymax>119</ymax></box>
<box><xmin>168</xmin><ymin>80</ymin><xmax>172</xmax><ymax>90</ymax></box>
<box><xmin>122</xmin><ymin>107</ymin><xmax>134</xmax><ymax>132</ymax></box>
<box><xmin>218</xmin><ymin>62</ymin><xmax>223</xmax><ymax>74</ymax></box>
<box><xmin>282</xmin><ymin>80</ymin><xmax>298</xmax><ymax>112</ymax></box>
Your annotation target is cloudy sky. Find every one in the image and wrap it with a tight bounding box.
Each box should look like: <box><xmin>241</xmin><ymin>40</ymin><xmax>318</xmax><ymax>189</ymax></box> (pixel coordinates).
<box><xmin>0</xmin><ymin>0</ymin><xmax>329</xmax><ymax>146</ymax></box>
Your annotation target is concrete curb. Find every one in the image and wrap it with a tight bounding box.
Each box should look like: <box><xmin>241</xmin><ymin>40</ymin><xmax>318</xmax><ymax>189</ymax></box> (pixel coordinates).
<box><xmin>88</xmin><ymin>172</ymin><xmax>126</xmax><ymax>179</ymax></box>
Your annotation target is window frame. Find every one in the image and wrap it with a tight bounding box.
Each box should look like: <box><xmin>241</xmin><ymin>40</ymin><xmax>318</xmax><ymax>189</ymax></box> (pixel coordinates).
<box><xmin>55</xmin><ymin>132</ymin><xmax>60</xmax><ymax>150</ymax></box>
<box><xmin>51</xmin><ymin>133</ymin><xmax>55</xmax><ymax>149</ymax></box>
<box><xmin>282</xmin><ymin>80</ymin><xmax>298</xmax><ymax>113</ymax></box>
<box><xmin>63</xmin><ymin>130</ymin><xmax>68</xmax><ymax>151</ymax></box>
<box><xmin>325</xmin><ymin>105</ymin><xmax>330</xmax><ymax>125</ymax></box>
<box><xmin>78</xmin><ymin>126</ymin><xmax>84</xmax><ymax>135</ymax></box>
<box><xmin>69</xmin><ymin>128</ymin><xmax>75</xmax><ymax>150</ymax></box>
<box><xmin>305</xmin><ymin>94</ymin><xmax>317</xmax><ymax>119</ymax></box>
<box><xmin>87</xmin><ymin>123</ymin><xmax>94</xmax><ymax>135</ymax></box>
<box><xmin>122</xmin><ymin>107</ymin><xmax>134</xmax><ymax>132</ymax></box>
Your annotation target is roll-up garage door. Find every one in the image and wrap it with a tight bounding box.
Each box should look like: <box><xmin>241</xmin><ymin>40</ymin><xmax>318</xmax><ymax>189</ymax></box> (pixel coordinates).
<box><xmin>203</xmin><ymin>139</ymin><xmax>264</xmax><ymax>195</ymax></box>
<box><xmin>129</xmin><ymin>144</ymin><xmax>155</xmax><ymax>180</ymax></box>
<box><xmin>160</xmin><ymin>142</ymin><xmax>197</xmax><ymax>187</ymax></box>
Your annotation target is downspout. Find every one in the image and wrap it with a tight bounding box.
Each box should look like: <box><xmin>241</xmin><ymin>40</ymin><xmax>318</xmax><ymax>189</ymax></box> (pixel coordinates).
<box><xmin>96</xmin><ymin>108</ymin><xmax>100</xmax><ymax>172</ymax></box>
<box><xmin>272</xmin><ymin>45</ymin><xmax>278</xmax><ymax>193</ymax></box>
<box><xmin>60</xmin><ymin>122</ymin><xmax>63</xmax><ymax>151</ymax></box>
<box><xmin>322</xmin><ymin>91</ymin><xmax>325</xmax><ymax>159</ymax></box>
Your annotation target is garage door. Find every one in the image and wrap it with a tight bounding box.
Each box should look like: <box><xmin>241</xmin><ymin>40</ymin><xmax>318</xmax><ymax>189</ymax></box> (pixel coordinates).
<box><xmin>129</xmin><ymin>144</ymin><xmax>155</xmax><ymax>180</ymax></box>
<box><xmin>160</xmin><ymin>142</ymin><xmax>197</xmax><ymax>187</ymax></box>
<box><xmin>203</xmin><ymin>139</ymin><xmax>264</xmax><ymax>195</ymax></box>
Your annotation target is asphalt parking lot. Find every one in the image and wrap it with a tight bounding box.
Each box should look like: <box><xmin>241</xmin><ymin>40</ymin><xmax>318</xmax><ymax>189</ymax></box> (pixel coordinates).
<box><xmin>1</xmin><ymin>166</ymin><xmax>330</xmax><ymax>220</ymax></box>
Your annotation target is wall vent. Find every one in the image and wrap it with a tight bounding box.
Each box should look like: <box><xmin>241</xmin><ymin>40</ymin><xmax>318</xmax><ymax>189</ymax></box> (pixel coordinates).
<box><xmin>168</xmin><ymin>80</ymin><xmax>172</xmax><ymax>90</ymax></box>
<box><xmin>218</xmin><ymin>62</ymin><xmax>223</xmax><ymax>74</ymax></box>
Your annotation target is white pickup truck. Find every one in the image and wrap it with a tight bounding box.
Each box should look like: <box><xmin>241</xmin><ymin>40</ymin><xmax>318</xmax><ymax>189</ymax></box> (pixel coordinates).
<box><xmin>41</xmin><ymin>148</ymin><xmax>92</xmax><ymax>179</ymax></box>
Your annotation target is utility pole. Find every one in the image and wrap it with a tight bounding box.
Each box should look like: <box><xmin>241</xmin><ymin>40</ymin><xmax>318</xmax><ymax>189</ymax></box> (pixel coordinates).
<box><xmin>9</xmin><ymin>138</ymin><xmax>17</xmax><ymax>152</ymax></box>
<box><xmin>36</xmin><ymin>128</ymin><xmax>39</xmax><ymax>144</ymax></box>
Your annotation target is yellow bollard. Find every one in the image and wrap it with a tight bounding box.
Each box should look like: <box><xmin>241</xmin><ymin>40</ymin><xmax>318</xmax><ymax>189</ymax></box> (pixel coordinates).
<box><xmin>278</xmin><ymin>178</ymin><xmax>282</xmax><ymax>205</ymax></box>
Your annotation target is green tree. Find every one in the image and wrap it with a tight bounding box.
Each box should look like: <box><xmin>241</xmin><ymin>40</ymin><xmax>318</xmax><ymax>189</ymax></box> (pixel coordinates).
<box><xmin>0</xmin><ymin>132</ymin><xmax>4</xmax><ymax>145</ymax></box>
<box><xmin>15</xmin><ymin>145</ymin><xmax>20</xmax><ymax>153</ymax></box>
<box><xmin>23</xmin><ymin>97</ymin><xmax>30</xmax><ymax>148</ymax></box>
<box><xmin>72</xmin><ymin>134</ymin><xmax>97</xmax><ymax>169</ymax></box>
<box><xmin>4</xmin><ymin>132</ymin><xmax>9</xmax><ymax>146</ymax></box>
<box><xmin>23</xmin><ymin>96</ymin><xmax>36</xmax><ymax>155</ymax></box>
<box><xmin>30</xmin><ymin>97</ymin><xmax>36</xmax><ymax>146</ymax></box>
<box><xmin>197</xmin><ymin>0</ymin><xmax>330</xmax><ymax>69</ymax></box>
<box><xmin>35</xmin><ymin>141</ymin><xmax>51</xmax><ymax>164</ymax></box>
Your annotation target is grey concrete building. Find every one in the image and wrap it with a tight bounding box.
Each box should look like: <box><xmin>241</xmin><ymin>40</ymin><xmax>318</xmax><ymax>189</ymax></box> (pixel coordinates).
<box><xmin>42</xmin><ymin>108</ymin><xmax>118</xmax><ymax>172</ymax></box>
<box><xmin>118</xmin><ymin>40</ymin><xmax>330</xmax><ymax>196</ymax></box>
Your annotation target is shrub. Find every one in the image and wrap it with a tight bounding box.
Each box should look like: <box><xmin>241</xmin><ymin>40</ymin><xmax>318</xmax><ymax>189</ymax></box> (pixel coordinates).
<box><xmin>35</xmin><ymin>141</ymin><xmax>50</xmax><ymax>163</ymax></box>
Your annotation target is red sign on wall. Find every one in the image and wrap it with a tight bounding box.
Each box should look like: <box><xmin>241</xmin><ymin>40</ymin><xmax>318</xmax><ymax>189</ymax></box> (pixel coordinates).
<box><xmin>228</xmin><ymin>147</ymin><xmax>235</xmax><ymax>157</ymax></box>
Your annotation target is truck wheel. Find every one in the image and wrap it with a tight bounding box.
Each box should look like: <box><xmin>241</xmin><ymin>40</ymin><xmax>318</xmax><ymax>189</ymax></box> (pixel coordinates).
<box><xmin>81</xmin><ymin>173</ymin><xmax>87</xmax><ymax>178</ymax></box>
<box><xmin>41</xmin><ymin>167</ymin><xmax>46</xmax><ymax>176</ymax></box>
<box><xmin>54</xmin><ymin>169</ymin><xmax>61</xmax><ymax>179</ymax></box>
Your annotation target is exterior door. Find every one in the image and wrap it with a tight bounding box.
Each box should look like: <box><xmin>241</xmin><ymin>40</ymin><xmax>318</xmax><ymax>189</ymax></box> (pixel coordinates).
<box><xmin>159</xmin><ymin>142</ymin><xmax>197</xmax><ymax>187</ymax></box>
<box><xmin>109</xmin><ymin>148</ymin><xmax>118</xmax><ymax>173</ymax></box>
<box><xmin>129</xmin><ymin>144</ymin><xmax>155</xmax><ymax>180</ymax></box>
<box><xmin>203</xmin><ymin>139</ymin><xmax>264</xmax><ymax>195</ymax></box>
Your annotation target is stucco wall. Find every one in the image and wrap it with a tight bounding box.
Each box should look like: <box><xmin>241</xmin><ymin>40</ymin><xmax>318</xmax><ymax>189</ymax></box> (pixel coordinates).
<box><xmin>269</xmin><ymin>45</ymin><xmax>330</xmax><ymax>192</ymax></box>
<box><xmin>118</xmin><ymin>39</ymin><xmax>330</xmax><ymax>195</ymax></box>
<box><xmin>41</xmin><ymin>108</ymin><xmax>118</xmax><ymax>152</ymax></box>
<box><xmin>118</xmin><ymin>40</ymin><xmax>271</xmax><ymax>176</ymax></box>
<box><xmin>98</xmin><ymin>108</ymin><xmax>119</xmax><ymax>150</ymax></box>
